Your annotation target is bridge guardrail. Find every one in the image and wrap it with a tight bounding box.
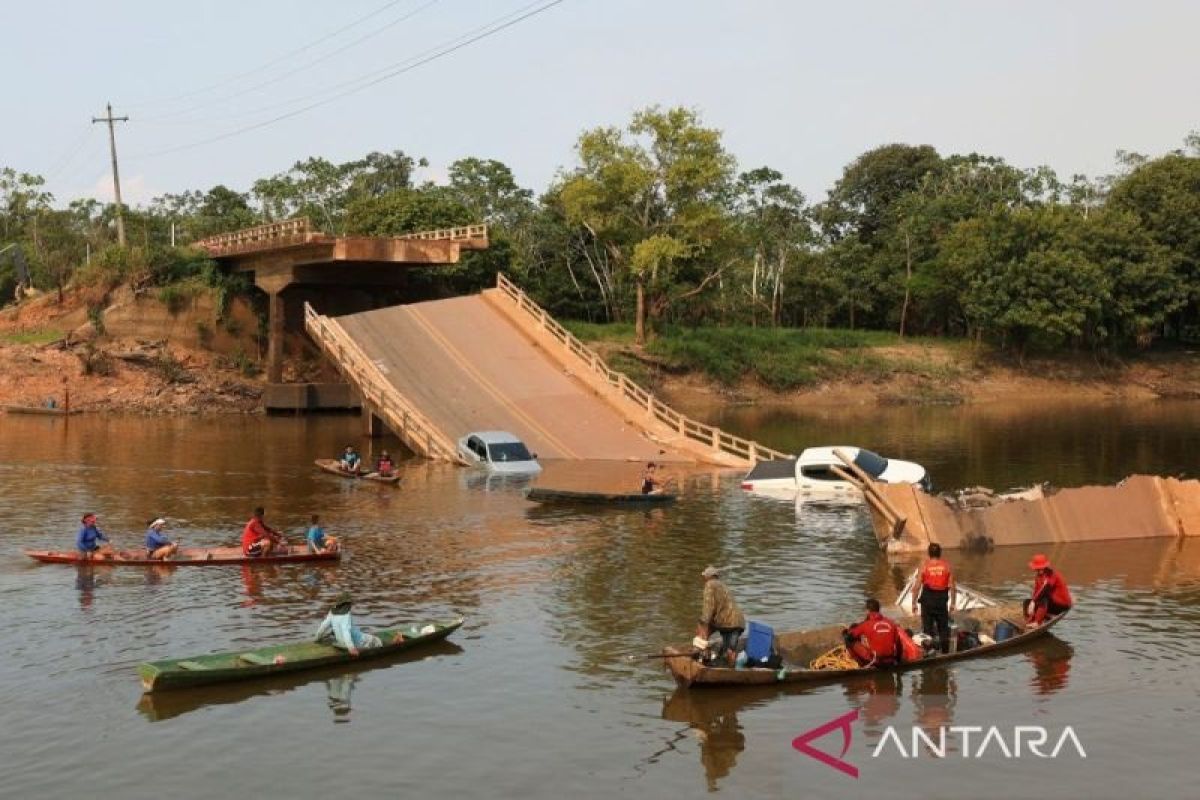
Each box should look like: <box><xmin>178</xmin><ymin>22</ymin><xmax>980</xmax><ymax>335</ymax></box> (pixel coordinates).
<box><xmin>494</xmin><ymin>273</ymin><xmax>788</xmax><ymax>465</ymax></box>
<box><xmin>398</xmin><ymin>224</ymin><xmax>488</xmax><ymax>242</ymax></box>
<box><xmin>304</xmin><ymin>303</ymin><xmax>465</xmax><ymax>463</ymax></box>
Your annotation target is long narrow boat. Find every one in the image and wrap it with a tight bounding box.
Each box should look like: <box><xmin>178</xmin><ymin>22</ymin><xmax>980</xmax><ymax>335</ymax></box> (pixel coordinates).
<box><xmin>4</xmin><ymin>405</ymin><xmax>81</xmax><ymax>416</ymax></box>
<box><xmin>663</xmin><ymin>606</ymin><xmax>1067</xmax><ymax>688</ymax></box>
<box><xmin>24</xmin><ymin>544</ymin><xmax>339</xmax><ymax>566</ymax></box>
<box><xmin>139</xmin><ymin>616</ymin><xmax>464</xmax><ymax>692</ymax></box>
<box><xmin>526</xmin><ymin>487</ymin><xmax>677</xmax><ymax>505</ymax></box>
<box><xmin>314</xmin><ymin>458</ymin><xmax>400</xmax><ymax>485</ymax></box>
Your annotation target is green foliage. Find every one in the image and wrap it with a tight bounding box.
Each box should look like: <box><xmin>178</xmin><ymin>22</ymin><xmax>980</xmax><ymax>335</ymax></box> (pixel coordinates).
<box><xmin>152</xmin><ymin>352</ymin><xmax>193</xmax><ymax>384</ymax></box>
<box><xmin>86</xmin><ymin>305</ymin><xmax>106</xmax><ymax>335</ymax></box>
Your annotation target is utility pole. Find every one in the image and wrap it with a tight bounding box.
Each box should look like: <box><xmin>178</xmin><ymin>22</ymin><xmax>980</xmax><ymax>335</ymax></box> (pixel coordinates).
<box><xmin>92</xmin><ymin>102</ymin><xmax>129</xmax><ymax>247</ymax></box>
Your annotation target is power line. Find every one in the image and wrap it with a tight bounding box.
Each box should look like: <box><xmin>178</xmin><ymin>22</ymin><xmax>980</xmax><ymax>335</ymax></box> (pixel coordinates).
<box><xmin>126</xmin><ymin>0</ymin><xmax>406</xmax><ymax>109</ymax></box>
<box><xmin>141</xmin><ymin>0</ymin><xmax>549</xmax><ymax>129</ymax></box>
<box><xmin>43</xmin><ymin>127</ymin><xmax>96</xmax><ymax>182</ymax></box>
<box><xmin>132</xmin><ymin>0</ymin><xmax>566</xmax><ymax>160</ymax></box>
<box><xmin>141</xmin><ymin>0</ymin><xmax>442</xmax><ymax>123</ymax></box>
<box><xmin>91</xmin><ymin>103</ymin><xmax>130</xmax><ymax>246</ymax></box>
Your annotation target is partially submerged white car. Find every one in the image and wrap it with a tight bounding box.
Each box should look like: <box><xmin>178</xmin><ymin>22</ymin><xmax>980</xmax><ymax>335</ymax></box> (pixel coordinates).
<box><xmin>457</xmin><ymin>431</ymin><xmax>542</xmax><ymax>475</ymax></box>
<box><xmin>741</xmin><ymin>446</ymin><xmax>929</xmax><ymax>500</ymax></box>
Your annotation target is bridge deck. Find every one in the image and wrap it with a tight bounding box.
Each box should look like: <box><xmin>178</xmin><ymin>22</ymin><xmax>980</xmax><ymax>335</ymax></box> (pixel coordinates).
<box><xmin>337</xmin><ymin>296</ymin><xmax>683</xmax><ymax>461</ymax></box>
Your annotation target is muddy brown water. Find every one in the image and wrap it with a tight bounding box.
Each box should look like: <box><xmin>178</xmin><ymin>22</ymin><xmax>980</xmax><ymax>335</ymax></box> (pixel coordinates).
<box><xmin>1</xmin><ymin>401</ymin><xmax>1198</xmax><ymax>799</ymax></box>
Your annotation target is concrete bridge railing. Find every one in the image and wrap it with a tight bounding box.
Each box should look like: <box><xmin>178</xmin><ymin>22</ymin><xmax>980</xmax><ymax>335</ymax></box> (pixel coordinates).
<box><xmin>493</xmin><ymin>273</ymin><xmax>789</xmax><ymax>465</ymax></box>
<box><xmin>304</xmin><ymin>302</ymin><xmax>465</xmax><ymax>463</ymax></box>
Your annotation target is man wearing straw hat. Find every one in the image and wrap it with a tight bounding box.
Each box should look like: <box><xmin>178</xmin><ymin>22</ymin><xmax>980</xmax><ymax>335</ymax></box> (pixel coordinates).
<box><xmin>144</xmin><ymin>518</ymin><xmax>178</xmax><ymax>561</ymax></box>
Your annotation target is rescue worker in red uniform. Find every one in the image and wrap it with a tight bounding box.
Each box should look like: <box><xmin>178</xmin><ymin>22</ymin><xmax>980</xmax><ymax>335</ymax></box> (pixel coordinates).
<box><xmin>1025</xmin><ymin>554</ymin><xmax>1072</xmax><ymax>625</ymax></box>
<box><xmin>843</xmin><ymin>598</ymin><xmax>901</xmax><ymax>667</ymax></box>
<box><xmin>913</xmin><ymin>543</ymin><xmax>957</xmax><ymax>654</ymax></box>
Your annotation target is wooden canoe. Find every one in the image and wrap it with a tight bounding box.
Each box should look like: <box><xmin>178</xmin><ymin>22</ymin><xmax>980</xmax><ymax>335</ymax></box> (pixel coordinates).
<box><xmin>314</xmin><ymin>458</ymin><xmax>400</xmax><ymax>485</ymax></box>
<box><xmin>663</xmin><ymin>606</ymin><xmax>1067</xmax><ymax>688</ymax></box>
<box><xmin>4</xmin><ymin>405</ymin><xmax>81</xmax><ymax>416</ymax></box>
<box><xmin>526</xmin><ymin>487</ymin><xmax>677</xmax><ymax>505</ymax></box>
<box><xmin>24</xmin><ymin>544</ymin><xmax>340</xmax><ymax>566</ymax></box>
<box><xmin>139</xmin><ymin>616</ymin><xmax>464</xmax><ymax>692</ymax></box>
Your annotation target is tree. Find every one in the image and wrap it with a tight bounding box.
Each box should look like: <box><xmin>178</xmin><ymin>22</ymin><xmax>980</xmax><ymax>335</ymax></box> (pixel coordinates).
<box><xmin>558</xmin><ymin>106</ymin><xmax>736</xmax><ymax>343</ymax></box>
<box><xmin>1107</xmin><ymin>152</ymin><xmax>1200</xmax><ymax>337</ymax></box>
<box><xmin>732</xmin><ymin>167</ymin><xmax>811</xmax><ymax>326</ymax></box>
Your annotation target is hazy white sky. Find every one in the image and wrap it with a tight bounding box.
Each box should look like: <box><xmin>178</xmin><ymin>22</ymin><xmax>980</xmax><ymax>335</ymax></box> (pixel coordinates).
<box><xmin>3</xmin><ymin>0</ymin><xmax>1197</xmax><ymax>208</ymax></box>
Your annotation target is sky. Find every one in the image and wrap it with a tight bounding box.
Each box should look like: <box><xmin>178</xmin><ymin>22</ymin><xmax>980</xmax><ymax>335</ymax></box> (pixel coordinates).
<box><xmin>2</xmin><ymin>0</ymin><xmax>1197</xmax><ymax>209</ymax></box>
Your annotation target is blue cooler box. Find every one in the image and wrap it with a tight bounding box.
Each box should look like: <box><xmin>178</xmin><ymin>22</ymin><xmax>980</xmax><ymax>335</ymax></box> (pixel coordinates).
<box><xmin>746</xmin><ymin>620</ymin><xmax>775</xmax><ymax>663</ymax></box>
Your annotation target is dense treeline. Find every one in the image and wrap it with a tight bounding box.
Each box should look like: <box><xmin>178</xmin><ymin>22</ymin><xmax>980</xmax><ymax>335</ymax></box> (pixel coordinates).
<box><xmin>3</xmin><ymin>106</ymin><xmax>1198</xmax><ymax>357</ymax></box>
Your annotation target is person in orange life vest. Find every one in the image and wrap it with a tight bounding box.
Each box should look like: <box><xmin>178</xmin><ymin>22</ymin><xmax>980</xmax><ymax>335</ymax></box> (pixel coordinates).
<box><xmin>375</xmin><ymin>451</ymin><xmax>395</xmax><ymax>478</ymax></box>
<box><xmin>1025</xmin><ymin>554</ymin><xmax>1072</xmax><ymax>625</ymax></box>
<box><xmin>843</xmin><ymin>598</ymin><xmax>901</xmax><ymax>667</ymax></box>
<box><xmin>241</xmin><ymin>506</ymin><xmax>283</xmax><ymax>557</ymax></box>
<box><xmin>912</xmin><ymin>542</ymin><xmax>957</xmax><ymax>654</ymax></box>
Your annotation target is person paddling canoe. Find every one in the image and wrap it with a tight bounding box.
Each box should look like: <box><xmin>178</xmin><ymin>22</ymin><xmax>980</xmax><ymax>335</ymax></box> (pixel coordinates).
<box><xmin>306</xmin><ymin>514</ymin><xmax>339</xmax><ymax>554</ymax></box>
<box><xmin>314</xmin><ymin>592</ymin><xmax>400</xmax><ymax>656</ymax></box>
<box><xmin>374</xmin><ymin>450</ymin><xmax>395</xmax><ymax>478</ymax></box>
<box><xmin>339</xmin><ymin>445</ymin><xmax>362</xmax><ymax>474</ymax></box>
<box><xmin>76</xmin><ymin>513</ymin><xmax>113</xmax><ymax>559</ymax></box>
<box><xmin>144</xmin><ymin>517</ymin><xmax>178</xmax><ymax>561</ymax></box>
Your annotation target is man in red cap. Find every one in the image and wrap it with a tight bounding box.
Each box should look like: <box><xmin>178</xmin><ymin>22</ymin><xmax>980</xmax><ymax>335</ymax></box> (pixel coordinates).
<box><xmin>1025</xmin><ymin>554</ymin><xmax>1072</xmax><ymax>625</ymax></box>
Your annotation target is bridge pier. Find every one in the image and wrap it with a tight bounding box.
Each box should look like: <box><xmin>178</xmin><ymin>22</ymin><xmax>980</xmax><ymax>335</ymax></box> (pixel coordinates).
<box><xmin>364</xmin><ymin>406</ymin><xmax>386</xmax><ymax>438</ymax></box>
<box><xmin>267</xmin><ymin>290</ymin><xmax>285</xmax><ymax>383</ymax></box>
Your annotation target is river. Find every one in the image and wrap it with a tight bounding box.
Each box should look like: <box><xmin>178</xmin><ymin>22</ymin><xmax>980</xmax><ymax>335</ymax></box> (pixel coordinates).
<box><xmin>1</xmin><ymin>400</ymin><xmax>1198</xmax><ymax>799</ymax></box>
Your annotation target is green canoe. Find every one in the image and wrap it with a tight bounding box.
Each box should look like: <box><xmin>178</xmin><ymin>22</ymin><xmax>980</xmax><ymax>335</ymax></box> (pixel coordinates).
<box><xmin>139</xmin><ymin>617</ymin><xmax>464</xmax><ymax>692</ymax></box>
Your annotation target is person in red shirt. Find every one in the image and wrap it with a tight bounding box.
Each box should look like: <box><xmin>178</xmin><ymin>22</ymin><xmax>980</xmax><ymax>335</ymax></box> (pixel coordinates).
<box><xmin>241</xmin><ymin>506</ymin><xmax>283</xmax><ymax>557</ymax></box>
<box><xmin>1025</xmin><ymin>554</ymin><xmax>1072</xmax><ymax>625</ymax></box>
<box><xmin>913</xmin><ymin>543</ymin><xmax>957</xmax><ymax>654</ymax></box>
<box><xmin>843</xmin><ymin>598</ymin><xmax>901</xmax><ymax>667</ymax></box>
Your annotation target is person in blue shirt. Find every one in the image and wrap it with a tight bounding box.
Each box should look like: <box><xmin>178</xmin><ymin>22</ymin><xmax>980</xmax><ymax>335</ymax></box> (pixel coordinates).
<box><xmin>76</xmin><ymin>513</ymin><xmax>112</xmax><ymax>559</ymax></box>
<box><xmin>339</xmin><ymin>445</ymin><xmax>361</xmax><ymax>474</ymax></box>
<box><xmin>314</xmin><ymin>593</ymin><xmax>388</xmax><ymax>657</ymax></box>
<box><xmin>144</xmin><ymin>518</ymin><xmax>178</xmax><ymax>560</ymax></box>
<box><xmin>306</xmin><ymin>514</ymin><xmax>339</xmax><ymax>554</ymax></box>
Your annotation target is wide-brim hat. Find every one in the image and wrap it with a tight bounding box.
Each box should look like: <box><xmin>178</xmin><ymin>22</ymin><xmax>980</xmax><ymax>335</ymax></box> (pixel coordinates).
<box><xmin>701</xmin><ymin>565</ymin><xmax>720</xmax><ymax>579</ymax></box>
<box><xmin>332</xmin><ymin>591</ymin><xmax>353</xmax><ymax>608</ymax></box>
<box><xmin>1029</xmin><ymin>554</ymin><xmax>1050</xmax><ymax>571</ymax></box>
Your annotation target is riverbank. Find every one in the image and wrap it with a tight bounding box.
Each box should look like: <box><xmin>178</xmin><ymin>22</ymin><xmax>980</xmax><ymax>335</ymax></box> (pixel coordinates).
<box><xmin>567</xmin><ymin>322</ymin><xmax>1200</xmax><ymax>408</ymax></box>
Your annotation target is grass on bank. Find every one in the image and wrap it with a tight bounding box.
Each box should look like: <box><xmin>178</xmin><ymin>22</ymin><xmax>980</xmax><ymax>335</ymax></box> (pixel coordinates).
<box><xmin>0</xmin><ymin>329</ymin><xmax>64</xmax><ymax>346</ymax></box>
<box><xmin>562</xmin><ymin>321</ymin><xmax>965</xmax><ymax>391</ymax></box>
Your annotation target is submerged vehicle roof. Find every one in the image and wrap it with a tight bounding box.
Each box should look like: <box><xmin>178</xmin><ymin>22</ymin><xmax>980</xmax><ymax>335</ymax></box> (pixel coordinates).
<box><xmin>465</xmin><ymin>431</ymin><xmax>525</xmax><ymax>445</ymax></box>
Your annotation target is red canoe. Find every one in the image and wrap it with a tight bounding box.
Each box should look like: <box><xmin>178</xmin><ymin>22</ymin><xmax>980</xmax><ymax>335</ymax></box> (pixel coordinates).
<box><xmin>24</xmin><ymin>545</ymin><xmax>340</xmax><ymax>566</ymax></box>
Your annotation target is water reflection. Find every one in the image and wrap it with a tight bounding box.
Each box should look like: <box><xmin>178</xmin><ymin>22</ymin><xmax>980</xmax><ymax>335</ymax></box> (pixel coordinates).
<box><xmin>1027</xmin><ymin>638</ymin><xmax>1074</xmax><ymax>695</ymax></box>
<box><xmin>326</xmin><ymin>674</ymin><xmax>357</xmax><ymax>722</ymax></box>
<box><xmin>74</xmin><ymin>565</ymin><xmax>99</xmax><ymax>609</ymax></box>
<box><xmin>845</xmin><ymin>671</ymin><xmax>903</xmax><ymax>730</ymax></box>
<box><xmin>910</xmin><ymin>665</ymin><xmax>956</xmax><ymax>737</ymax></box>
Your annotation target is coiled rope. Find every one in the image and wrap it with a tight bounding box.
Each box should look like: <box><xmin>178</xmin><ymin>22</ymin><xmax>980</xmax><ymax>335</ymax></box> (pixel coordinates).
<box><xmin>809</xmin><ymin>644</ymin><xmax>860</xmax><ymax>671</ymax></box>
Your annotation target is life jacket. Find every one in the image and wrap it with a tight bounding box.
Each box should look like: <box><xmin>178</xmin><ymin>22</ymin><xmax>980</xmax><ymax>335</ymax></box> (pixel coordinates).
<box><xmin>921</xmin><ymin>558</ymin><xmax>953</xmax><ymax>591</ymax></box>
<box><xmin>849</xmin><ymin>612</ymin><xmax>900</xmax><ymax>663</ymax></box>
<box><xmin>897</xmin><ymin>628</ymin><xmax>923</xmax><ymax>663</ymax></box>
<box><xmin>1034</xmin><ymin>570</ymin><xmax>1073</xmax><ymax>609</ymax></box>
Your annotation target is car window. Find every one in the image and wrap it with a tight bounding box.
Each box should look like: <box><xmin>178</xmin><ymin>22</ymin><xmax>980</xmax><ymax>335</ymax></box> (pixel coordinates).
<box><xmin>487</xmin><ymin>442</ymin><xmax>534</xmax><ymax>462</ymax></box>
<box><xmin>853</xmin><ymin>449</ymin><xmax>889</xmax><ymax>478</ymax></box>
<box><xmin>800</xmin><ymin>465</ymin><xmax>842</xmax><ymax>481</ymax></box>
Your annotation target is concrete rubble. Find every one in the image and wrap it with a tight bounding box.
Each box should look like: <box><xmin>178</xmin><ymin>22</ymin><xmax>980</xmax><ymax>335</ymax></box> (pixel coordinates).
<box><xmin>867</xmin><ymin>475</ymin><xmax>1200</xmax><ymax>553</ymax></box>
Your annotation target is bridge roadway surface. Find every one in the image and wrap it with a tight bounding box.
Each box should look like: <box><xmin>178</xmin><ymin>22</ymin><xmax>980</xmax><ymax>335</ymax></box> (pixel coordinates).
<box><xmin>336</xmin><ymin>296</ymin><xmax>689</xmax><ymax>462</ymax></box>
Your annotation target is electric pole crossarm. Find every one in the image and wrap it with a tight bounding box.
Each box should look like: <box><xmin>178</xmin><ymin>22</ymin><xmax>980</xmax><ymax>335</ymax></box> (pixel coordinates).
<box><xmin>91</xmin><ymin>102</ymin><xmax>130</xmax><ymax>247</ymax></box>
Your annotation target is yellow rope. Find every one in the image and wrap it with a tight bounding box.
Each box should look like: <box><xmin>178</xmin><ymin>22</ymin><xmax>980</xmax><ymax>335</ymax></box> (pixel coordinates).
<box><xmin>809</xmin><ymin>645</ymin><xmax>859</xmax><ymax>671</ymax></box>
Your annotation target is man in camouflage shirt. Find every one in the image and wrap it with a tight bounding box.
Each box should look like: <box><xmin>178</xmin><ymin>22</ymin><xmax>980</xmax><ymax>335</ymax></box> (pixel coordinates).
<box><xmin>697</xmin><ymin>565</ymin><xmax>745</xmax><ymax>665</ymax></box>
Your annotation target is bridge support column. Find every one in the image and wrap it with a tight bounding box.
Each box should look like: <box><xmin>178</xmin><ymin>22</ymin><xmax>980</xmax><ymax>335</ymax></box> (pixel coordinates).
<box><xmin>364</xmin><ymin>406</ymin><xmax>385</xmax><ymax>438</ymax></box>
<box><xmin>267</xmin><ymin>290</ymin><xmax>285</xmax><ymax>383</ymax></box>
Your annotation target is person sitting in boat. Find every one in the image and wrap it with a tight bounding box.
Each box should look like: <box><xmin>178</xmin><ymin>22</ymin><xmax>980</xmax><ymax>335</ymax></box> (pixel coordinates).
<box><xmin>697</xmin><ymin>565</ymin><xmax>745</xmax><ymax>666</ymax></box>
<box><xmin>75</xmin><ymin>513</ymin><xmax>113</xmax><ymax>559</ymax></box>
<box><xmin>913</xmin><ymin>543</ymin><xmax>956</xmax><ymax>654</ymax></box>
<box><xmin>339</xmin><ymin>445</ymin><xmax>362</xmax><ymax>474</ymax></box>
<box><xmin>1025</xmin><ymin>554</ymin><xmax>1072</xmax><ymax>625</ymax></box>
<box><xmin>843</xmin><ymin>598</ymin><xmax>901</xmax><ymax>667</ymax></box>
<box><xmin>314</xmin><ymin>592</ymin><xmax>388</xmax><ymax>657</ymax></box>
<box><xmin>144</xmin><ymin>517</ymin><xmax>178</xmax><ymax>560</ymax></box>
<box><xmin>641</xmin><ymin>462</ymin><xmax>666</xmax><ymax>495</ymax></box>
<box><xmin>375</xmin><ymin>451</ymin><xmax>395</xmax><ymax>478</ymax></box>
<box><xmin>306</xmin><ymin>514</ymin><xmax>338</xmax><ymax>554</ymax></box>
<box><xmin>241</xmin><ymin>507</ymin><xmax>283</xmax><ymax>557</ymax></box>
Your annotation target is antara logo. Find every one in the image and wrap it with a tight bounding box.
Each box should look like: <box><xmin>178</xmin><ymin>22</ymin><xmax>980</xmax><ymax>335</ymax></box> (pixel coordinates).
<box><xmin>793</xmin><ymin>710</ymin><xmax>1087</xmax><ymax>779</ymax></box>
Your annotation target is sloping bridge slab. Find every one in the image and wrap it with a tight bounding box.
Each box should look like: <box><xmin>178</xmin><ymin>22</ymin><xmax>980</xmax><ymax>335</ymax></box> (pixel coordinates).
<box><xmin>337</xmin><ymin>296</ymin><xmax>687</xmax><ymax>461</ymax></box>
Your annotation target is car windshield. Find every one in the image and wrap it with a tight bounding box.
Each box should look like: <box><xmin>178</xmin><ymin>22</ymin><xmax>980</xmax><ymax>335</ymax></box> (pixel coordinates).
<box><xmin>853</xmin><ymin>449</ymin><xmax>888</xmax><ymax>477</ymax></box>
<box><xmin>487</xmin><ymin>442</ymin><xmax>534</xmax><ymax>462</ymax></box>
